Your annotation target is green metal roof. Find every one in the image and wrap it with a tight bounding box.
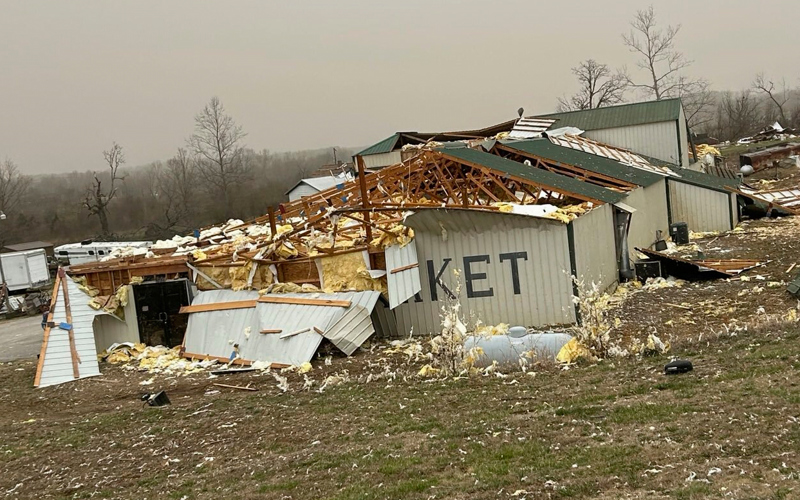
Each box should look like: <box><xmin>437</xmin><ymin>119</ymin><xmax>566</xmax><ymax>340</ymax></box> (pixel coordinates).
<box><xmin>669</xmin><ymin>168</ymin><xmax>741</xmax><ymax>193</ymax></box>
<box><xmin>501</xmin><ymin>139</ymin><xmax>663</xmax><ymax>188</ymax></box>
<box><xmin>355</xmin><ymin>134</ymin><xmax>400</xmax><ymax>156</ymax></box>
<box><xmin>437</xmin><ymin>147</ymin><xmax>625</xmax><ymax>204</ymax></box>
<box><xmin>534</xmin><ymin>98</ymin><xmax>683</xmax><ymax>131</ymax></box>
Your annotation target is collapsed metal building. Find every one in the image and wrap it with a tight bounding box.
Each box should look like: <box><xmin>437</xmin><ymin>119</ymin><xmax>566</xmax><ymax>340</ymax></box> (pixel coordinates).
<box><xmin>37</xmin><ymin>99</ymin><xmax>800</xmax><ymax>384</ymax></box>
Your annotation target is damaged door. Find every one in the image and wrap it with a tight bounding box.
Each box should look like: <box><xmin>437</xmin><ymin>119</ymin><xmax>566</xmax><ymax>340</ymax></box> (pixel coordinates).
<box><xmin>133</xmin><ymin>279</ymin><xmax>192</xmax><ymax>347</ymax></box>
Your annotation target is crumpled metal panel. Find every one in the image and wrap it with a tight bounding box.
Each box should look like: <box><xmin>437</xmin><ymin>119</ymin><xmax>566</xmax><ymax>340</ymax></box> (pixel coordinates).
<box><xmin>183</xmin><ymin>290</ymin><xmax>382</xmax><ymax>365</ymax></box>
<box><xmin>386</xmin><ymin>241</ymin><xmax>422</xmax><ymax>309</ymax></box>
<box><xmin>508</xmin><ymin>118</ymin><xmax>556</xmax><ymax>139</ymax></box>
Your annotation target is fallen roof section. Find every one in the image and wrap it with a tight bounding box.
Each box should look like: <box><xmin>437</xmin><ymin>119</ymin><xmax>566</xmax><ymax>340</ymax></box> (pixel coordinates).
<box><xmin>669</xmin><ymin>167</ymin><xmax>741</xmax><ymax>193</ymax></box>
<box><xmin>496</xmin><ymin>138</ymin><xmax>663</xmax><ymax>189</ymax></box>
<box><xmin>636</xmin><ymin>248</ymin><xmax>761</xmax><ymax>281</ymax></box>
<box><xmin>544</xmin><ymin>134</ymin><xmax>676</xmax><ymax>177</ymax></box>
<box><xmin>438</xmin><ymin>147</ymin><xmax>626</xmax><ymax>204</ymax></box>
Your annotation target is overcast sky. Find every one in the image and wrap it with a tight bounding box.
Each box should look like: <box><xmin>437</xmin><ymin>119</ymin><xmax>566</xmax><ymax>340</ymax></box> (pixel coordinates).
<box><xmin>2</xmin><ymin>0</ymin><xmax>798</xmax><ymax>175</ymax></box>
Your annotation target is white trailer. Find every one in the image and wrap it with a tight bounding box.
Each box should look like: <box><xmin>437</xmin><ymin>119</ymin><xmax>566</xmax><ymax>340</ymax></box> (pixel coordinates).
<box><xmin>0</xmin><ymin>249</ymin><xmax>51</xmax><ymax>291</ymax></box>
<box><xmin>55</xmin><ymin>241</ymin><xmax>152</xmax><ymax>265</ymax></box>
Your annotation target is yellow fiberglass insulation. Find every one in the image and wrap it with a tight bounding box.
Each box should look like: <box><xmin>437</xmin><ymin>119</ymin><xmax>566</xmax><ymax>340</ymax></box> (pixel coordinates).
<box><xmin>195</xmin><ymin>263</ymin><xmax>274</xmax><ymax>291</ymax></box>
<box><xmin>320</xmin><ymin>252</ymin><xmax>386</xmax><ymax>295</ymax></box>
<box><xmin>370</xmin><ymin>225</ymin><xmax>415</xmax><ymax>249</ymax></box>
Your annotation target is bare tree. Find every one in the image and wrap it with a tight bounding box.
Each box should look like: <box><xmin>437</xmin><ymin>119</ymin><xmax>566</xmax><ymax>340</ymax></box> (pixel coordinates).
<box><xmin>622</xmin><ymin>6</ymin><xmax>692</xmax><ymax>100</ymax></box>
<box><xmin>752</xmin><ymin>73</ymin><xmax>790</xmax><ymax>125</ymax></box>
<box><xmin>162</xmin><ymin>148</ymin><xmax>196</xmax><ymax>220</ymax></box>
<box><xmin>675</xmin><ymin>77</ymin><xmax>715</xmax><ymax>129</ymax></box>
<box><xmin>189</xmin><ymin>97</ymin><xmax>250</xmax><ymax>217</ymax></box>
<box><xmin>714</xmin><ymin>91</ymin><xmax>762</xmax><ymax>142</ymax></box>
<box><xmin>0</xmin><ymin>159</ymin><xmax>31</xmax><ymax>216</ymax></box>
<box><xmin>84</xmin><ymin>142</ymin><xmax>125</xmax><ymax>237</ymax></box>
<box><xmin>556</xmin><ymin>60</ymin><xmax>628</xmax><ymax>112</ymax></box>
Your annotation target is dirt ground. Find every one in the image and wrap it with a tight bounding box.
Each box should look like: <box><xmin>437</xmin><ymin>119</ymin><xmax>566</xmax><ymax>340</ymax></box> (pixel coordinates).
<box><xmin>2</xmin><ymin>211</ymin><xmax>800</xmax><ymax>499</ymax></box>
<box><xmin>613</xmin><ymin>215</ymin><xmax>800</xmax><ymax>348</ymax></box>
<box><xmin>2</xmin><ymin>320</ymin><xmax>800</xmax><ymax>499</ymax></box>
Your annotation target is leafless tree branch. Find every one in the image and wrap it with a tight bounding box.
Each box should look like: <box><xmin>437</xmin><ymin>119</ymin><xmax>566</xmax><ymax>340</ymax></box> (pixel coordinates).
<box><xmin>557</xmin><ymin>60</ymin><xmax>628</xmax><ymax>112</ymax></box>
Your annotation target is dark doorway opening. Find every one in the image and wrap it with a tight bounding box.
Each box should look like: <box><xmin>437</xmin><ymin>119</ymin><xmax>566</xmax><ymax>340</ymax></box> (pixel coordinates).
<box><xmin>133</xmin><ymin>279</ymin><xmax>192</xmax><ymax>347</ymax></box>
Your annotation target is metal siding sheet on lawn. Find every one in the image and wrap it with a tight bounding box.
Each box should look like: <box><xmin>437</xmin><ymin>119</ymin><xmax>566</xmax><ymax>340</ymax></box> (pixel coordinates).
<box><xmin>395</xmin><ymin>210</ymin><xmax>574</xmax><ymax>336</ymax></box>
<box><xmin>324</xmin><ymin>305</ymin><xmax>373</xmax><ymax>355</ymax></box>
<box><xmin>183</xmin><ymin>290</ymin><xmax>380</xmax><ymax>364</ymax></box>
<box><xmin>668</xmin><ymin>180</ymin><xmax>732</xmax><ymax>233</ymax></box>
<box><xmin>385</xmin><ymin>241</ymin><xmax>422</xmax><ymax>309</ymax></box>
<box><xmin>38</xmin><ymin>278</ymin><xmax>103</xmax><ymax>387</ymax></box>
<box><xmin>570</xmin><ymin>204</ymin><xmax>618</xmax><ymax>292</ymax></box>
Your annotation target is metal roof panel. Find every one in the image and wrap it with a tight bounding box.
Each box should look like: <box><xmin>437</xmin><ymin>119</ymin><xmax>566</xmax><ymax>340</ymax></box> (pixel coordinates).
<box><xmin>534</xmin><ymin>99</ymin><xmax>683</xmax><ymax>131</ymax></box>
<box><xmin>437</xmin><ymin>147</ymin><xmax>626</xmax><ymax>204</ymax></box>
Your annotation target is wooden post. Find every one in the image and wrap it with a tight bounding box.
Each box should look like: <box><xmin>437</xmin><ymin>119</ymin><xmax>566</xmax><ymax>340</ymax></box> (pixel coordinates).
<box><xmin>33</xmin><ymin>271</ymin><xmax>62</xmax><ymax>387</ymax></box>
<box><xmin>356</xmin><ymin>155</ymin><xmax>373</xmax><ymax>244</ymax></box>
<box><xmin>58</xmin><ymin>268</ymin><xmax>81</xmax><ymax>379</ymax></box>
<box><xmin>267</xmin><ymin>206</ymin><xmax>278</xmax><ymax>236</ymax></box>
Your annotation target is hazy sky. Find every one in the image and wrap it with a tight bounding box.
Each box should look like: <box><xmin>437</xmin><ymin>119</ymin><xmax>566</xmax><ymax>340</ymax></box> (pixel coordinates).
<box><xmin>2</xmin><ymin>0</ymin><xmax>799</xmax><ymax>175</ymax></box>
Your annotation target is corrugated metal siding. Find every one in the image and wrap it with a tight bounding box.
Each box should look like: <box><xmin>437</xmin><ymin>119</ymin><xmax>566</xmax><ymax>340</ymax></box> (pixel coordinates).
<box><xmin>678</xmin><ymin>106</ymin><xmax>689</xmax><ymax>167</ymax></box>
<box><xmin>324</xmin><ymin>305</ymin><xmax>373</xmax><ymax>355</ymax></box>
<box><xmin>371</xmin><ymin>298</ymin><xmax>399</xmax><ymax>338</ymax></box>
<box><xmin>730</xmin><ymin>193</ymin><xmax>739</xmax><ymax>227</ymax></box>
<box><xmin>570</xmin><ymin>205</ymin><xmax>618</xmax><ymax>292</ymax></box>
<box><xmin>38</xmin><ymin>278</ymin><xmax>103</xmax><ymax>387</ymax></box>
<box><xmin>362</xmin><ymin>151</ymin><xmax>402</xmax><ymax>169</ymax></box>
<box><xmin>668</xmin><ymin>180</ymin><xmax>733</xmax><ymax>232</ymax></box>
<box><xmin>623</xmin><ymin>180</ymin><xmax>670</xmax><ymax>250</ymax></box>
<box><xmin>183</xmin><ymin>291</ymin><xmax>381</xmax><ymax>365</ymax></box>
<box><xmin>395</xmin><ymin>210</ymin><xmax>575</xmax><ymax>336</ymax></box>
<box><xmin>585</xmin><ymin>121</ymin><xmax>680</xmax><ymax>167</ymax></box>
<box><xmin>287</xmin><ymin>183</ymin><xmax>320</xmax><ymax>202</ymax></box>
<box><xmin>385</xmin><ymin>242</ymin><xmax>422</xmax><ymax>309</ymax></box>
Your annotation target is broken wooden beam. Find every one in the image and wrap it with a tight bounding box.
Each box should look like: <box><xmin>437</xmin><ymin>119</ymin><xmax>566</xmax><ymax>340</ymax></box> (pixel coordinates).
<box><xmin>257</xmin><ymin>296</ymin><xmax>351</xmax><ymax>308</ymax></box>
<box><xmin>179</xmin><ymin>300</ymin><xmax>258</xmax><ymax>314</ymax></box>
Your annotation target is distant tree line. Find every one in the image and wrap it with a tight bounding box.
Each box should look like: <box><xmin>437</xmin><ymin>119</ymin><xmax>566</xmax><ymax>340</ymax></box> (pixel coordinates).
<box><xmin>1</xmin><ymin>97</ymin><xmax>354</xmax><ymax>247</ymax></box>
<box><xmin>556</xmin><ymin>6</ymin><xmax>800</xmax><ymax>141</ymax></box>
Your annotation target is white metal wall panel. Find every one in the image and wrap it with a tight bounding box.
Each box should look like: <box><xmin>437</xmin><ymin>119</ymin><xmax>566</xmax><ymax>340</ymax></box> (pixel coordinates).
<box><xmin>668</xmin><ymin>180</ymin><xmax>732</xmax><ymax>233</ymax></box>
<box><xmin>25</xmin><ymin>250</ymin><xmax>50</xmax><ymax>286</ymax></box>
<box><xmin>623</xmin><ymin>180</ymin><xmax>670</xmax><ymax>251</ymax></box>
<box><xmin>37</xmin><ymin>278</ymin><xmax>103</xmax><ymax>387</ymax></box>
<box><xmin>287</xmin><ymin>183</ymin><xmax>320</xmax><ymax>202</ymax></box>
<box><xmin>571</xmin><ymin>205</ymin><xmax>618</xmax><ymax>292</ymax></box>
<box><xmin>395</xmin><ymin>210</ymin><xmax>575</xmax><ymax>336</ymax></box>
<box><xmin>92</xmin><ymin>286</ymin><xmax>140</xmax><ymax>352</ymax></box>
<box><xmin>362</xmin><ymin>151</ymin><xmax>402</xmax><ymax>169</ymax></box>
<box><xmin>585</xmin><ymin>121</ymin><xmax>680</xmax><ymax>167</ymax></box>
<box><xmin>1</xmin><ymin>253</ymin><xmax>32</xmax><ymax>290</ymax></box>
<box><xmin>385</xmin><ymin>242</ymin><xmax>422</xmax><ymax>309</ymax></box>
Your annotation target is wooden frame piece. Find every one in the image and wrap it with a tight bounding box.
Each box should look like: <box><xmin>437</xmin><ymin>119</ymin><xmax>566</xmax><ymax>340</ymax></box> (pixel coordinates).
<box><xmin>257</xmin><ymin>296</ymin><xmax>351</xmax><ymax>308</ymax></box>
<box><xmin>179</xmin><ymin>300</ymin><xmax>258</xmax><ymax>314</ymax></box>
